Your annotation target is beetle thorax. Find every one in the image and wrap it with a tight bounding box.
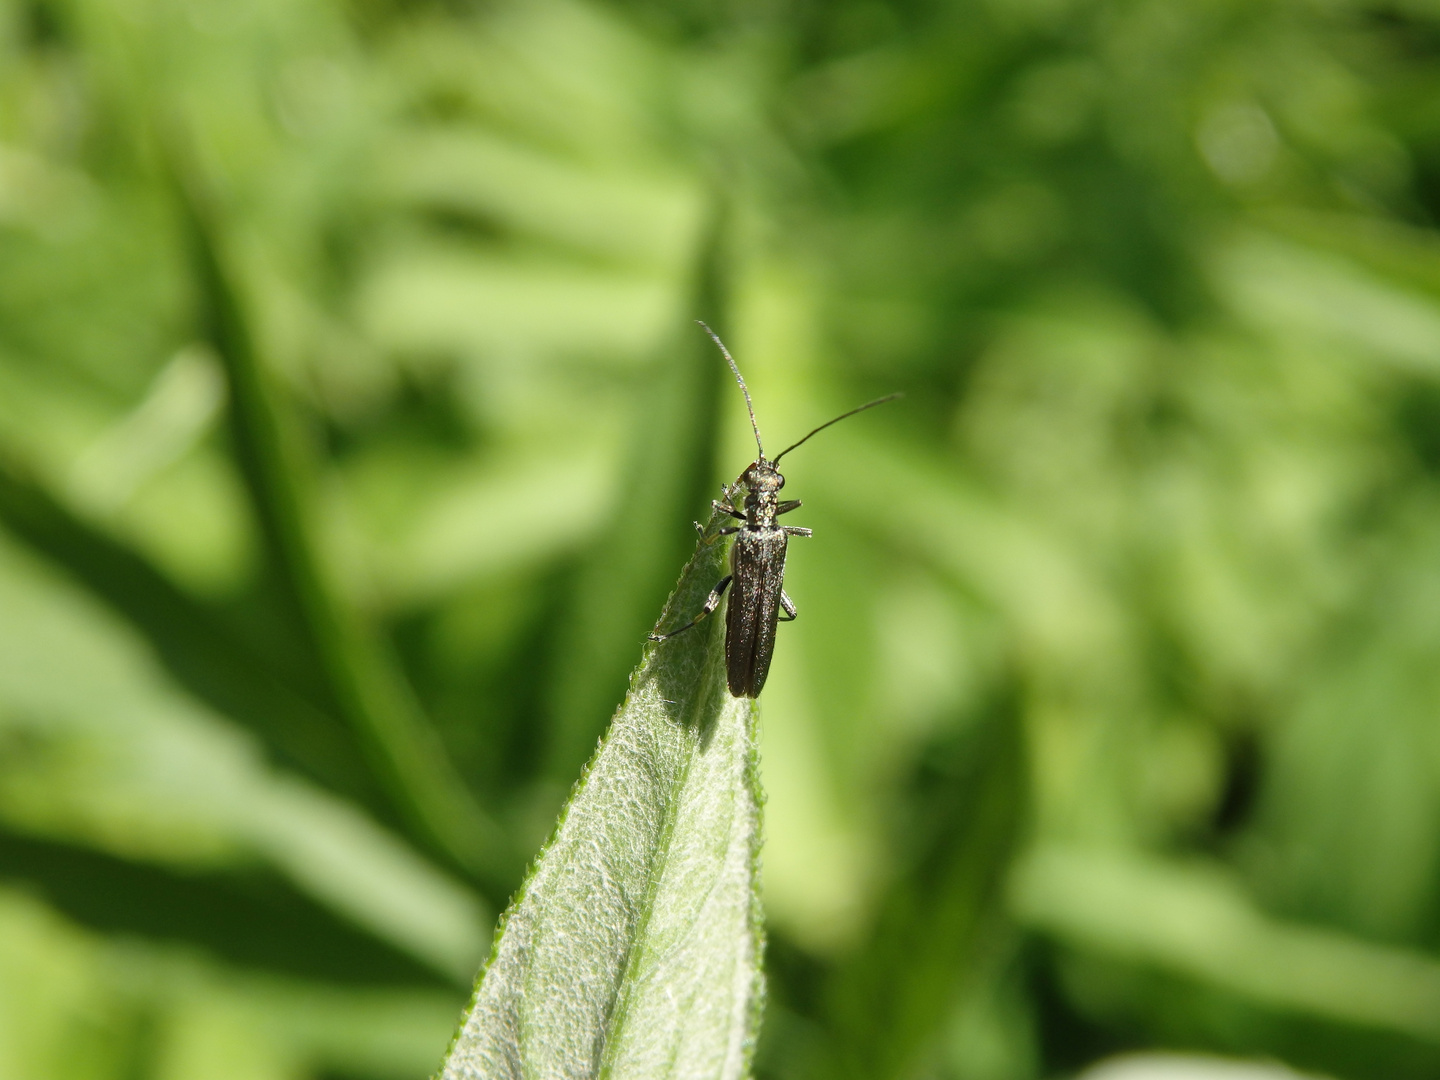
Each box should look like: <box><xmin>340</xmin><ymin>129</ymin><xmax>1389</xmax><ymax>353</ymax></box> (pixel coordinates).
<box><xmin>739</xmin><ymin>459</ymin><xmax>785</xmax><ymax>525</ymax></box>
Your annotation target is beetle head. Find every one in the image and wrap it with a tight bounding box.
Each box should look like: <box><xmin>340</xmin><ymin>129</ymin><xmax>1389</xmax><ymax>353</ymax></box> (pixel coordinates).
<box><xmin>742</xmin><ymin>460</ymin><xmax>784</xmax><ymax>493</ymax></box>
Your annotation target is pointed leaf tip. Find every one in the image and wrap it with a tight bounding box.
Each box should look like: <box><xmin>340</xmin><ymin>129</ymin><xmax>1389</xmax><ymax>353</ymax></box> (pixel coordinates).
<box><xmin>440</xmin><ymin>519</ymin><xmax>764</xmax><ymax>1080</ymax></box>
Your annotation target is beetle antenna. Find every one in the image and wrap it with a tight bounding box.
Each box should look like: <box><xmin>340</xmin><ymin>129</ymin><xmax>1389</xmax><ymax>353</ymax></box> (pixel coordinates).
<box><xmin>773</xmin><ymin>392</ymin><xmax>903</xmax><ymax>464</ymax></box>
<box><xmin>698</xmin><ymin>321</ymin><xmax>764</xmax><ymax>460</ymax></box>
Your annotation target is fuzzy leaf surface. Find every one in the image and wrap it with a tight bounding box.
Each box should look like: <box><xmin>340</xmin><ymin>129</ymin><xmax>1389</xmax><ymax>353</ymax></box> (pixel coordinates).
<box><xmin>440</xmin><ymin>519</ymin><xmax>763</xmax><ymax>1080</ymax></box>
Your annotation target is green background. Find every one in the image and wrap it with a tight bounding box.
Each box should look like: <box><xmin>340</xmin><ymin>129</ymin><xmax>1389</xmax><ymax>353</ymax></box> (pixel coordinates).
<box><xmin>3</xmin><ymin>0</ymin><xmax>1440</xmax><ymax>1076</ymax></box>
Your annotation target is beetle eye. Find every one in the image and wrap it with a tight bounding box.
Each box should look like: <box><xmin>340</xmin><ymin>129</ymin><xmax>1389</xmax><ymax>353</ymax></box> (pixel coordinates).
<box><xmin>776</xmin><ymin>475</ymin><xmax>785</xmax><ymax>489</ymax></box>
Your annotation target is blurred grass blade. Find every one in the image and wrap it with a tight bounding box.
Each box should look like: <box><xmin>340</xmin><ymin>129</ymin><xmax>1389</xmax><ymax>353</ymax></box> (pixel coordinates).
<box><xmin>441</xmin><ymin>516</ymin><xmax>764</xmax><ymax>1080</ymax></box>
<box><xmin>0</xmin><ymin>529</ymin><xmax>488</xmax><ymax>983</ymax></box>
<box><xmin>0</xmin><ymin>453</ymin><xmax>377</xmax><ymax>806</ymax></box>
<box><xmin>1013</xmin><ymin>846</ymin><xmax>1440</xmax><ymax>1042</ymax></box>
<box><xmin>171</xmin><ymin>159</ymin><xmax>510</xmax><ymax>882</ymax></box>
<box><xmin>812</xmin><ymin>697</ymin><xmax>1026</xmax><ymax>1080</ymax></box>
<box><xmin>0</xmin><ymin>827</ymin><xmax>443</xmax><ymax>986</ymax></box>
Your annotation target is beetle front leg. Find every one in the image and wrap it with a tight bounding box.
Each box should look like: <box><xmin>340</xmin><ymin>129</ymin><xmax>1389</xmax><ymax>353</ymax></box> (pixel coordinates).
<box><xmin>648</xmin><ymin>575</ymin><xmax>733</xmax><ymax>641</ymax></box>
<box><xmin>712</xmin><ymin>482</ymin><xmax>745</xmax><ymax>520</ymax></box>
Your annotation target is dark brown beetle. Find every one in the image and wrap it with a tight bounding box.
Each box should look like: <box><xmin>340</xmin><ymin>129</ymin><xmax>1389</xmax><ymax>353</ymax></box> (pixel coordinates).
<box><xmin>649</xmin><ymin>323</ymin><xmax>899</xmax><ymax>697</ymax></box>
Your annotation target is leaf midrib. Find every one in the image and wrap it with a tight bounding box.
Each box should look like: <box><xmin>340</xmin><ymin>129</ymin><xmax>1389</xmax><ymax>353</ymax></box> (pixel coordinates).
<box><xmin>595</xmin><ymin>631</ymin><xmax>725</xmax><ymax>1080</ymax></box>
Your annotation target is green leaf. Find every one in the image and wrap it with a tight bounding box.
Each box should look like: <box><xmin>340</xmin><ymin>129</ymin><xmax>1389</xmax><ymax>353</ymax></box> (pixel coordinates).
<box><xmin>440</xmin><ymin>516</ymin><xmax>764</xmax><ymax>1080</ymax></box>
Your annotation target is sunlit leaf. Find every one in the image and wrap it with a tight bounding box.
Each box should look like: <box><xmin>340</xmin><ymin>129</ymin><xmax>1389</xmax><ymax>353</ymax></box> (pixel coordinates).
<box><xmin>441</xmin><ymin>517</ymin><xmax>764</xmax><ymax>1080</ymax></box>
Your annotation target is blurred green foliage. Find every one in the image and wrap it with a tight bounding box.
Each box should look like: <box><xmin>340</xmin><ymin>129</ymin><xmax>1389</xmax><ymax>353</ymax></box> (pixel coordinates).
<box><xmin>5</xmin><ymin>0</ymin><xmax>1440</xmax><ymax>1077</ymax></box>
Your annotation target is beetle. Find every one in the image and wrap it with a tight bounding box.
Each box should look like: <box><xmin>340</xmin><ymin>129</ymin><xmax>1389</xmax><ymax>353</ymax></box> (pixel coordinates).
<box><xmin>648</xmin><ymin>322</ymin><xmax>899</xmax><ymax>698</ymax></box>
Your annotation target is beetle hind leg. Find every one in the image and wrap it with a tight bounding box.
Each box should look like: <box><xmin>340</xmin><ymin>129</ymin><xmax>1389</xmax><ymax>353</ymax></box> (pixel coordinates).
<box><xmin>648</xmin><ymin>575</ymin><xmax>733</xmax><ymax>641</ymax></box>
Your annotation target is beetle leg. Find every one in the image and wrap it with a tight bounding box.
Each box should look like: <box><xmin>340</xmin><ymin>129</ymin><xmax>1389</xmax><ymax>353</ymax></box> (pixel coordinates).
<box><xmin>698</xmin><ymin>521</ymin><xmax>741</xmax><ymax>542</ymax></box>
<box><xmin>648</xmin><ymin>576</ymin><xmax>733</xmax><ymax>641</ymax></box>
<box><xmin>782</xmin><ymin>525</ymin><xmax>812</xmax><ymax>538</ymax></box>
<box><xmin>776</xmin><ymin>499</ymin><xmax>802</xmax><ymax>516</ymax></box>
<box><xmin>713</xmin><ymin>499</ymin><xmax>745</xmax><ymax>520</ymax></box>
<box><xmin>778</xmin><ymin>589</ymin><xmax>798</xmax><ymax>621</ymax></box>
